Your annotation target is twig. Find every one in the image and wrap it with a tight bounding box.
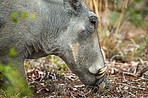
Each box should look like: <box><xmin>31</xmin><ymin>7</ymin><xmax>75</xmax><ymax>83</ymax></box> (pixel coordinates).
<box><xmin>98</xmin><ymin>0</ymin><xmax>102</xmax><ymax>36</ymax></box>
<box><xmin>138</xmin><ymin>66</ymin><xmax>148</xmax><ymax>77</ymax></box>
<box><xmin>103</xmin><ymin>0</ymin><xmax>109</xmax><ymax>35</ymax></box>
<box><xmin>93</xmin><ymin>0</ymin><xmax>99</xmax><ymax>17</ymax></box>
<box><xmin>70</xmin><ymin>92</ymin><xmax>75</xmax><ymax>98</ymax></box>
<box><xmin>83</xmin><ymin>88</ymin><xmax>92</xmax><ymax>97</ymax></box>
<box><xmin>137</xmin><ymin>57</ymin><xmax>145</xmax><ymax>65</ymax></box>
<box><xmin>124</xmin><ymin>81</ymin><xmax>141</xmax><ymax>85</ymax></box>
<box><xmin>133</xmin><ymin>78</ymin><xmax>148</xmax><ymax>82</ymax></box>
<box><xmin>124</xmin><ymin>90</ymin><xmax>136</xmax><ymax>97</ymax></box>
<box><xmin>135</xmin><ymin>62</ymin><xmax>140</xmax><ymax>74</ymax></box>
<box><xmin>89</xmin><ymin>0</ymin><xmax>93</xmax><ymax>10</ymax></box>
<box><xmin>110</xmin><ymin>54</ymin><xmax>122</xmax><ymax>62</ymax></box>
<box><xmin>115</xmin><ymin>82</ymin><xmax>147</xmax><ymax>90</ymax></box>
<box><xmin>112</xmin><ymin>0</ymin><xmax>129</xmax><ymax>44</ymax></box>
<box><xmin>39</xmin><ymin>72</ymin><xmax>46</xmax><ymax>82</ymax></box>
<box><xmin>122</xmin><ymin>72</ymin><xmax>137</xmax><ymax>77</ymax></box>
<box><xmin>0</xmin><ymin>89</ymin><xmax>6</xmax><ymax>97</ymax></box>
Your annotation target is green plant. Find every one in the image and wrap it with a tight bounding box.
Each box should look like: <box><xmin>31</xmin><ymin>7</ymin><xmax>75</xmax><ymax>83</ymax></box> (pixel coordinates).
<box><xmin>0</xmin><ymin>63</ymin><xmax>33</xmax><ymax>97</ymax></box>
<box><xmin>0</xmin><ymin>48</ymin><xmax>33</xmax><ymax>97</ymax></box>
<box><xmin>50</xmin><ymin>55</ymin><xmax>68</xmax><ymax>75</ymax></box>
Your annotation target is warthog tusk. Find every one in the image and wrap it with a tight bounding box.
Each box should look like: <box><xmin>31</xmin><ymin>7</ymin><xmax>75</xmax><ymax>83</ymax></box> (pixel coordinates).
<box><xmin>96</xmin><ymin>66</ymin><xmax>107</xmax><ymax>80</ymax></box>
<box><xmin>99</xmin><ymin>66</ymin><xmax>107</xmax><ymax>74</ymax></box>
<box><xmin>96</xmin><ymin>72</ymin><xmax>105</xmax><ymax>80</ymax></box>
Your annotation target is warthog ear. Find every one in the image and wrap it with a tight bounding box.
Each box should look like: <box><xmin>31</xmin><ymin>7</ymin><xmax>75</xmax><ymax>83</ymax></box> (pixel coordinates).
<box><xmin>63</xmin><ymin>0</ymin><xmax>82</xmax><ymax>13</ymax></box>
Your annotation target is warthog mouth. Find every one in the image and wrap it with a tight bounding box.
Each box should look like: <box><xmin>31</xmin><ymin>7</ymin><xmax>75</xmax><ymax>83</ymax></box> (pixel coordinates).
<box><xmin>94</xmin><ymin>66</ymin><xmax>107</xmax><ymax>86</ymax></box>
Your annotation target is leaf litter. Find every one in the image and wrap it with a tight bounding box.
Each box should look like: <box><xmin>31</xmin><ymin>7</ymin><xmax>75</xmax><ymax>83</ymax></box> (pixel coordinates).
<box><xmin>25</xmin><ymin>56</ymin><xmax>148</xmax><ymax>97</ymax></box>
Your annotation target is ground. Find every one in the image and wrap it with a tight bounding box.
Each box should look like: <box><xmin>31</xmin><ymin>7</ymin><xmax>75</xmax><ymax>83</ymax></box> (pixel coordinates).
<box><xmin>25</xmin><ymin>56</ymin><xmax>148</xmax><ymax>97</ymax></box>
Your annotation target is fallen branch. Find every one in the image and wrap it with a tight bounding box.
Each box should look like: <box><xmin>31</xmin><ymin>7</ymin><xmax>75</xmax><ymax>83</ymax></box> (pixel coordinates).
<box><xmin>133</xmin><ymin>78</ymin><xmax>148</xmax><ymax>82</ymax></box>
<box><xmin>137</xmin><ymin>66</ymin><xmax>148</xmax><ymax>77</ymax></box>
<box><xmin>124</xmin><ymin>90</ymin><xmax>136</xmax><ymax>97</ymax></box>
<box><xmin>122</xmin><ymin>72</ymin><xmax>137</xmax><ymax>77</ymax></box>
<box><xmin>115</xmin><ymin>82</ymin><xmax>147</xmax><ymax>90</ymax></box>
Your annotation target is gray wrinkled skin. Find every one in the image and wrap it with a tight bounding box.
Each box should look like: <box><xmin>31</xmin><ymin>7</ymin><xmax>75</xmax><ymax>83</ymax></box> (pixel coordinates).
<box><xmin>0</xmin><ymin>0</ymin><xmax>106</xmax><ymax>86</ymax></box>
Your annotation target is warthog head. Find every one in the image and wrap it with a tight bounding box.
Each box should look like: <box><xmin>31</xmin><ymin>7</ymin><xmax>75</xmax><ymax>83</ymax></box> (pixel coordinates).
<box><xmin>56</xmin><ymin>0</ymin><xmax>107</xmax><ymax>86</ymax></box>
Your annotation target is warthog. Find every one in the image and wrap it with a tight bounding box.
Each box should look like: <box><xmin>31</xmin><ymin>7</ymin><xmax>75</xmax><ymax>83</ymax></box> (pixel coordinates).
<box><xmin>0</xmin><ymin>0</ymin><xmax>107</xmax><ymax>87</ymax></box>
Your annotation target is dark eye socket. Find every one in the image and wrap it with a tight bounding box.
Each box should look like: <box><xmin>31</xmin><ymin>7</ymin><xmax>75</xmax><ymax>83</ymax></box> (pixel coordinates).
<box><xmin>89</xmin><ymin>16</ymin><xmax>98</xmax><ymax>25</ymax></box>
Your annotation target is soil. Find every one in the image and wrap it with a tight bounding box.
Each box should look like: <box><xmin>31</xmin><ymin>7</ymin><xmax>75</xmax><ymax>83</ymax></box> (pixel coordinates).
<box><xmin>25</xmin><ymin>57</ymin><xmax>148</xmax><ymax>97</ymax></box>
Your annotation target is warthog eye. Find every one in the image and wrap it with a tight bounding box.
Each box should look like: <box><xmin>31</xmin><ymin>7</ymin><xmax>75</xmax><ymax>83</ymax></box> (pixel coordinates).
<box><xmin>89</xmin><ymin>16</ymin><xmax>98</xmax><ymax>26</ymax></box>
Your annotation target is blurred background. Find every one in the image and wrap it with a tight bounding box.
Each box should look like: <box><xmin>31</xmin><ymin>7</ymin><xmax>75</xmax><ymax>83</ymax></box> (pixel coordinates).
<box><xmin>83</xmin><ymin>0</ymin><xmax>148</xmax><ymax>62</ymax></box>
